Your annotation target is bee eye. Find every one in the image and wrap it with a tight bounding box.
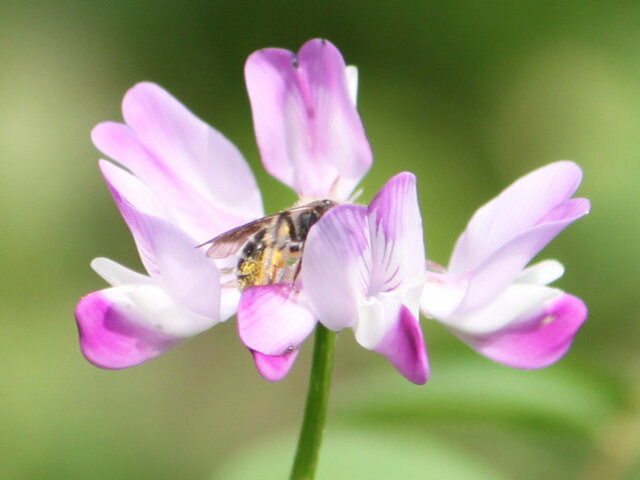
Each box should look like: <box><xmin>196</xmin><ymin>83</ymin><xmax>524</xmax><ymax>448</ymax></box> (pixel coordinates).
<box><xmin>299</xmin><ymin>211</ymin><xmax>317</xmax><ymax>233</ymax></box>
<box><xmin>242</xmin><ymin>242</ymin><xmax>256</xmax><ymax>256</ymax></box>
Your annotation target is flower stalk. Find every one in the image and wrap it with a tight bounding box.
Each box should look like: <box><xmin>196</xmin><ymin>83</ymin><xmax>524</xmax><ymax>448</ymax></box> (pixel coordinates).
<box><xmin>290</xmin><ymin>324</ymin><xmax>336</xmax><ymax>480</ymax></box>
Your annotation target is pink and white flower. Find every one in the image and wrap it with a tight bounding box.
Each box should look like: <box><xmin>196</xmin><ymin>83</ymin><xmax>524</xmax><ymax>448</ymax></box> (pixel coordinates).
<box><xmin>238</xmin><ymin>173</ymin><xmax>429</xmax><ymax>384</ymax></box>
<box><xmin>302</xmin><ymin>172</ymin><xmax>429</xmax><ymax>384</ymax></box>
<box><xmin>420</xmin><ymin>161</ymin><xmax>590</xmax><ymax>368</ymax></box>
<box><xmin>76</xmin><ymin>39</ymin><xmax>373</xmax><ymax>374</ymax></box>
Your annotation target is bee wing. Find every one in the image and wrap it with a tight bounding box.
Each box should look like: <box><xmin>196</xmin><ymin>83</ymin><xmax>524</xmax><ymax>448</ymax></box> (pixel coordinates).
<box><xmin>200</xmin><ymin>217</ymin><xmax>271</xmax><ymax>259</ymax></box>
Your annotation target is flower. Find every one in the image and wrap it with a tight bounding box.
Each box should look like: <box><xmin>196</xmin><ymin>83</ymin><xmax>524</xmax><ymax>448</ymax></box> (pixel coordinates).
<box><xmin>75</xmin><ymin>82</ymin><xmax>263</xmax><ymax>368</ymax></box>
<box><xmin>76</xmin><ymin>39</ymin><xmax>373</xmax><ymax>374</ymax></box>
<box><xmin>420</xmin><ymin>161</ymin><xmax>590</xmax><ymax>368</ymax></box>
<box><xmin>302</xmin><ymin>172</ymin><xmax>429</xmax><ymax>384</ymax></box>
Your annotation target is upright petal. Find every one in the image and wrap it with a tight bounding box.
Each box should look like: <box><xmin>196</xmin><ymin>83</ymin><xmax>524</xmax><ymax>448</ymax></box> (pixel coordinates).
<box><xmin>76</xmin><ymin>284</ymin><xmax>214</xmax><ymax>369</ymax></box>
<box><xmin>449</xmin><ymin>161</ymin><xmax>586</xmax><ymax>275</ymax></box>
<box><xmin>455</xmin><ymin>293</ymin><xmax>587</xmax><ymax>369</ymax></box>
<box><xmin>367</xmin><ymin>172</ymin><xmax>425</xmax><ymax>296</ymax></box>
<box><xmin>93</xmin><ymin>83</ymin><xmax>263</xmax><ymax>241</ymax></box>
<box><xmin>237</xmin><ymin>284</ymin><xmax>317</xmax><ymax>356</ymax></box>
<box><xmin>302</xmin><ymin>204</ymin><xmax>370</xmax><ymax>331</ymax></box>
<box><xmin>245</xmin><ymin>39</ymin><xmax>372</xmax><ymax>200</ymax></box>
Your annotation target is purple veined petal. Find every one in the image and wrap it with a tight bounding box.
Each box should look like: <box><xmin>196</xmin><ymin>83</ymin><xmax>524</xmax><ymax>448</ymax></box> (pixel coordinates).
<box><xmin>302</xmin><ymin>204</ymin><xmax>370</xmax><ymax>332</ymax></box>
<box><xmin>91</xmin><ymin>257</ymin><xmax>154</xmax><ymax>287</ymax></box>
<box><xmin>373</xmin><ymin>304</ymin><xmax>429</xmax><ymax>385</ymax></box>
<box><xmin>245</xmin><ymin>38</ymin><xmax>373</xmax><ymax>201</ymax></box>
<box><xmin>449</xmin><ymin>161</ymin><xmax>586</xmax><ymax>275</ymax></box>
<box><xmin>251</xmin><ymin>349</ymin><xmax>300</xmax><ymax>382</ymax></box>
<box><xmin>455</xmin><ymin>197</ymin><xmax>590</xmax><ymax>314</ymax></box>
<box><xmin>367</xmin><ymin>172</ymin><xmax>426</xmax><ymax>296</ymax></box>
<box><xmin>237</xmin><ymin>284</ymin><xmax>317</xmax><ymax>356</ymax></box>
<box><xmin>456</xmin><ymin>293</ymin><xmax>587</xmax><ymax>369</ymax></box>
<box><xmin>76</xmin><ymin>285</ymin><xmax>215</xmax><ymax>369</ymax></box>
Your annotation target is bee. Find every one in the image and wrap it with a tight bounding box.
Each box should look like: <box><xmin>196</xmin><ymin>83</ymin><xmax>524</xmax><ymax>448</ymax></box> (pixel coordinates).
<box><xmin>202</xmin><ymin>199</ymin><xmax>336</xmax><ymax>290</ymax></box>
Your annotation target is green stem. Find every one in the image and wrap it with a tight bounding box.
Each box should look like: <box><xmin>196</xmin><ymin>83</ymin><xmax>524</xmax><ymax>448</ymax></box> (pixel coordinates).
<box><xmin>289</xmin><ymin>324</ymin><xmax>336</xmax><ymax>480</ymax></box>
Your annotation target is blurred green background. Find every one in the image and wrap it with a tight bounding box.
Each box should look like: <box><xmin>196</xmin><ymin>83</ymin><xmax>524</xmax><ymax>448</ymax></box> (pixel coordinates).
<box><xmin>1</xmin><ymin>1</ymin><xmax>639</xmax><ymax>479</ymax></box>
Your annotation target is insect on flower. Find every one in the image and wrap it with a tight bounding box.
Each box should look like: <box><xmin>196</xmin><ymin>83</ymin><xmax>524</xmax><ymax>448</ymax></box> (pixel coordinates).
<box><xmin>202</xmin><ymin>200</ymin><xmax>337</xmax><ymax>290</ymax></box>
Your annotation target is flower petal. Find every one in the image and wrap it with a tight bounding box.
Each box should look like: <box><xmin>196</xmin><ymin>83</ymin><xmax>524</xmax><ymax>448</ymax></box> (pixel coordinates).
<box><xmin>99</xmin><ymin>159</ymin><xmax>168</xmax><ymax>276</ymax></box>
<box><xmin>441</xmin><ymin>284</ymin><xmax>563</xmax><ymax>335</ymax></box>
<box><xmin>373</xmin><ymin>305</ymin><xmax>429</xmax><ymax>385</ymax></box>
<box><xmin>245</xmin><ymin>39</ymin><xmax>372</xmax><ymax>200</ymax></box>
<box><xmin>367</xmin><ymin>172</ymin><xmax>426</xmax><ymax>295</ymax></box>
<box><xmin>251</xmin><ymin>349</ymin><xmax>299</xmax><ymax>382</ymax></box>
<box><xmin>98</xmin><ymin>167</ymin><xmax>222</xmax><ymax>319</ymax></box>
<box><xmin>420</xmin><ymin>260</ymin><xmax>566</xmax><ymax>321</ymax></box>
<box><xmin>449</xmin><ymin>161</ymin><xmax>586</xmax><ymax>275</ymax></box>
<box><xmin>302</xmin><ymin>204</ymin><xmax>370</xmax><ymax>331</ymax></box>
<box><xmin>93</xmin><ymin>83</ymin><xmax>263</xmax><ymax>241</ymax></box>
<box><xmin>456</xmin><ymin>293</ymin><xmax>587</xmax><ymax>369</ymax></box>
<box><xmin>91</xmin><ymin>257</ymin><xmax>153</xmax><ymax>287</ymax></box>
<box><xmin>75</xmin><ymin>285</ymin><xmax>210</xmax><ymax>369</ymax></box>
<box><xmin>237</xmin><ymin>284</ymin><xmax>317</xmax><ymax>356</ymax></box>
<box><xmin>420</xmin><ymin>272</ymin><xmax>467</xmax><ymax>319</ymax></box>
<box><xmin>345</xmin><ymin>65</ymin><xmax>359</xmax><ymax>105</ymax></box>
<box><xmin>516</xmin><ymin>259</ymin><xmax>564</xmax><ymax>286</ymax></box>
<box><xmin>456</xmin><ymin>197</ymin><xmax>589</xmax><ymax>313</ymax></box>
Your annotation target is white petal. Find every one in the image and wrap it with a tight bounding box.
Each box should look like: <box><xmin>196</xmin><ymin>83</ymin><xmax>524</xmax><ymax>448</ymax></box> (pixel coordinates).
<box><xmin>442</xmin><ymin>284</ymin><xmax>563</xmax><ymax>335</ymax></box>
<box><xmin>516</xmin><ymin>259</ymin><xmax>564</xmax><ymax>286</ymax></box>
<box><xmin>91</xmin><ymin>257</ymin><xmax>153</xmax><ymax>287</ymax></box>
<box><xmin>420</xmin><ymin>273</ymin><xmax>467</xmax><ymax>319</ymax></box>
<box><xmin>355</xmin><ymin>296</ymin><xmax>401</xmax><ymax>350</ymax></box>
<box><xmin>345</xmin><ymin>65</ymin><xmax>359</xmax><ymax>105</ymax></box>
